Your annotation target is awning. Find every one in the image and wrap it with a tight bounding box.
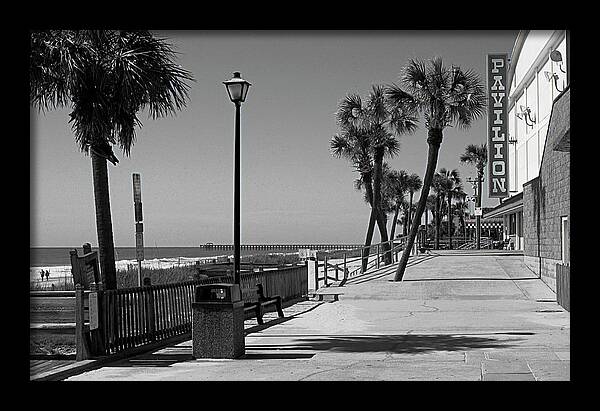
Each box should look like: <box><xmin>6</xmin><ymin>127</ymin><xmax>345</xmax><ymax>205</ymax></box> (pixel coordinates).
<box><xmin>483</xmin><ymin>191</ymin><xmax>523</xmax><ymax>219</ymax></box>
<box><xmin>465</xmin><ymin>221</ymin><xmax>503</xmax><ymax>229</ymax></box>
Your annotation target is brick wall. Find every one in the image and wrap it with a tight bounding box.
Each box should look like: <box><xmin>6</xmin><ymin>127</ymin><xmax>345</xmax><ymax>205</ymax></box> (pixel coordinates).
<box><xmin>522</xmin><ymin>116</ymin><xmax>570</xmax><ymax>292</ymax></box>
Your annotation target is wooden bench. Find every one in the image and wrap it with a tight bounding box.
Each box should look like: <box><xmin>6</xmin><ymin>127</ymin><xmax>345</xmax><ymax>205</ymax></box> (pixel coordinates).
<box><xmin>243</xmin><ymin>283</ymin><xmax>284</xmax><ymax>325</ymax></box>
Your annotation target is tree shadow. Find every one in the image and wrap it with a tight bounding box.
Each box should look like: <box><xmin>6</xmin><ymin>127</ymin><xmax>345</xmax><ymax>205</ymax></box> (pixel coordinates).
<box><xmin>247</xmin><ymin>333</ymin><xmax>522</xmax><ymax>355</ymax></box>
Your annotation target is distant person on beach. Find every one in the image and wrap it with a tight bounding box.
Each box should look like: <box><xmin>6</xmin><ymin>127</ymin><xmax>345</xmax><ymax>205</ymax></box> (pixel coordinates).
<box><xmin>45</xmin><ymin>270</ymin><xmax>50</xmax><ymax>281</ymax></box>
<box><xmin>40</xmin><ymin>270</ymin><xmax>45</xmax><ymax>281</ymax></box>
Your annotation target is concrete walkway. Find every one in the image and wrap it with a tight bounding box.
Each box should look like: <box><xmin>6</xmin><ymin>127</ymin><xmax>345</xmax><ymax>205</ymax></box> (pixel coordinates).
<box><xmin>65</xmin><ymin>251</ymin><xmax>569</xmax><ymax>381</ymax></box>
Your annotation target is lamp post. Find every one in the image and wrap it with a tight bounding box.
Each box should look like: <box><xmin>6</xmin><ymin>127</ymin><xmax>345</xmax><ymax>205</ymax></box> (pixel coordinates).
<box><xmin>223</xmin><ymin>72</ymin><xmax>251</xmax><ymax>285</ymax></box>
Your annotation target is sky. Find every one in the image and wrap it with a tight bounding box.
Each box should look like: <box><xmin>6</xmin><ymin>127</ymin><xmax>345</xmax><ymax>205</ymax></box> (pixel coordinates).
<box><xmin>30</xmin><ymin>30</ymin><xmax>519</xmax><ymax>247</ymax></box>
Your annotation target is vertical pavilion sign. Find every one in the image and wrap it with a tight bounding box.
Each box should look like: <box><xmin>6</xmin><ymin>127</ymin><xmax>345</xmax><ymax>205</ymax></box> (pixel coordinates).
<box><xmin>487</xmin><ymin>53</ymin><xmax>509</xmax><ymax>198</ymax></box>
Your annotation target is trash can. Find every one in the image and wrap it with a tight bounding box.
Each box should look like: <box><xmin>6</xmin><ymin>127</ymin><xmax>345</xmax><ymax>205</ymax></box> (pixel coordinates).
<box><xmin>192</xmin><ymin>283</ymin><xmax>245</xmax><ymax>359</ymax></box>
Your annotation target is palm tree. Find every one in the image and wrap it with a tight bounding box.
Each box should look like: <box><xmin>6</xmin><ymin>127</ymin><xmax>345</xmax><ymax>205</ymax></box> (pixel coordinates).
<box><xmin>384</xmin><ymin>169</ymin><xmax>409</xmax><ymax>241</ymax></box>
<box><xmin>331</xmin><ymin>123</ymin><xmax>376</xmax><ymax>272</ymax></box>
<box><xmin>405</xmin><ymin>173</ymin><xmax>422</xmax><ymax>233</ymax></box>
<box><xmin>460</xmin><ymin>143</ymin><xmax>488</xmax><ymax>249</ymax></box>
<box><xmin>390</xmin><ymin>57</ymin><xmax>486</xmax><ymax>281</ymax></box>
<box><xmin>335</xmin><ymin>85</ymin><xmax>418</xmax><ymax>265</ymax></box>
<box><xmin>30</xmin><ymin>30</ymin><xmax>193</xmax><ymax>289</ymax></box>
<box><xmin>439</xmin><ymin>168</ymin><xmax>462</xmax><ymax>249</ymax></box>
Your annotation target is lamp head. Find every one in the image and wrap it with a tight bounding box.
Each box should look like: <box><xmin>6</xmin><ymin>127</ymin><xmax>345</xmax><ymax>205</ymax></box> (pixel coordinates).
<box><xmin>550</xmin><ymin>50</ymin><xmax>563</xmax><ymax>63</ymax></box>
<box><xmin>223</xmin><ymin>71</ymin><xmax>251</xmax><ymax>104</ymax></box>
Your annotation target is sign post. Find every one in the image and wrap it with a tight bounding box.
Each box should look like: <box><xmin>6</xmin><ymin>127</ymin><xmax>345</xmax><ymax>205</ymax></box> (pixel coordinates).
<box><xmin>133</xmin><ymin>173</ymin><xmax>144</xmax><ymax>287</ymax></box>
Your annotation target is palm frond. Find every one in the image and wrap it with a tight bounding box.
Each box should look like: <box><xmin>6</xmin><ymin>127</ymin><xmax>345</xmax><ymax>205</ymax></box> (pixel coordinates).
<box><xmin>336</xmin><ymin>93</ymin><xmax>363</xmax><ymax>127</ymax></box>
<box><xmin>30</xmin><ymin>30</ymin><xmax>194</xmax><ymax>157</ymax></box>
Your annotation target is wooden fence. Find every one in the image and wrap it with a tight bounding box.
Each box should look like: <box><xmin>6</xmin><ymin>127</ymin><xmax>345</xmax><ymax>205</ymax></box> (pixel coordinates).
<box><xmin>76</xmin><ymin>264</ymin><xmax>308</xmax><ymax>359</ymax></box>
<box><xmin>556</xmin><ymin>263</ymin><xmax>570</xmax><ymax>312</ymax></box>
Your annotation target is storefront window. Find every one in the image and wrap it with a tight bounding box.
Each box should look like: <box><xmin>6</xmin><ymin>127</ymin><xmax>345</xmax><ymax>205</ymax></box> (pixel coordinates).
<box><xmin>509</xmin><ymin>213</ymin><xmax>516</xmax><ymax>235</ymax></box>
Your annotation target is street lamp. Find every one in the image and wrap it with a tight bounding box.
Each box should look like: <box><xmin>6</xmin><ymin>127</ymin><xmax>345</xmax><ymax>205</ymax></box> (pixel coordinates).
<box><xmin>223</xmin><ymin>71</ymin><xmax>251</xmax><ymax>285</ymax></box>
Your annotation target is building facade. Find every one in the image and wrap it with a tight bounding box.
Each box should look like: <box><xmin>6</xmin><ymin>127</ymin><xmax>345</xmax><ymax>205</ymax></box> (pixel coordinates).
<box><xmin>483</xmin><ymin>30</ymin><xmax>570</xmax><ymax>290</ymax></box>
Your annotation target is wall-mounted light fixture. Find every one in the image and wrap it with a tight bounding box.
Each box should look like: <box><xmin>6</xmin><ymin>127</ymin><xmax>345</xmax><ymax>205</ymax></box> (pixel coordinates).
<box><xmin>544</xmin><ymin>70</ymin><xmax>564</xmax><ymax>93</ymax></box>
<box><xmin>550</xmin><ymin>50</ymin><xmax>567</xmax><ymax>73</ymax></box>
<box><xmin>515</xmin><ymin>105</ymin><xmax>536</xmax><ymax>126</ymax></box>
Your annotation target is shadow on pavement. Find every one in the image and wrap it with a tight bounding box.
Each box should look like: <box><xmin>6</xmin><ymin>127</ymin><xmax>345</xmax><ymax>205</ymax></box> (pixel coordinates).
<box><xmin>106</xmin><ymin>353</ymin><xmax>193</xmax><ymax>367</ymax></box>
<box><xmin>240</xmin><ymin>353</ymin><xmax>315</xmax><ymax>360</ymax></box>
<box><xmin>402</xmin><ymin>277</ymin><xmax>538</xmax><ymax>282</ymax></box>
<box><xmin>247</xmin><ymin>334</ymin><xmax>522</xmax><ymax>355</ymax></box>
<box><xmin>103</xmin><ymin>301</ymin><xmax>326</xmax><ymax>367</ymax></box>
<box><xmin>347</xmin><ymin>255</ymin><xmax>437</xmax><ymax>285</ymax></box>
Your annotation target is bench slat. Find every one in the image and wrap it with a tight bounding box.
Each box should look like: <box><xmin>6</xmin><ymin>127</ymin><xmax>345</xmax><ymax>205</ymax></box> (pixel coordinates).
<box><xmin>241</xmin><ymin>283</ymin><xmax>284</xmax><ymax>325</ymax></box>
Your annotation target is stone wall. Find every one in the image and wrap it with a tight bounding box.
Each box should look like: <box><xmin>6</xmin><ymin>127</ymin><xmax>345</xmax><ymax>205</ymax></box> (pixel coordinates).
<box><xmin>522</xmin><ymin>111</ymin><xmax>570</xmax><ymax>292</ymax></box>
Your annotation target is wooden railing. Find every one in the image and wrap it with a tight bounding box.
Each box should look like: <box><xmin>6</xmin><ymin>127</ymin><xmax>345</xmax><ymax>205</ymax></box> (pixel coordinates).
<box><xmin>202</xmin><ymin>243</ymin><xmax>363</xmax><ymax>251</ymax></box>
<box><xmin>75</xmin><ymin>264</ymin><xmax>308</xmax><ymax>359</ymax></box>
<box><xmin>309</xmin><ymin>236</ymin><xmax>413</xmax><ymax>290</ymax></box>
<box><xmin>556</xmin><ymin>263</ymin><xmax>570</xmax><ymax>312</ymax></box>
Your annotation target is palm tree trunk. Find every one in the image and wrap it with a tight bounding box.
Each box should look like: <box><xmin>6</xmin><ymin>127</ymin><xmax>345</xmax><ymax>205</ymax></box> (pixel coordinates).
<box><xmin>394</xmin><ymin>129</ymin><xmax>443</xmax><ymax>281</ymax></box>
<box><xmin>448</xmin><ymin>192</ymin><xmax>453</xmax><ymax>250</ymax></box>
<box><xmin>425</xmin><ymin>207</ymin><xmax>429</xmax><ymax>247</ymax></box>
<box><xmin>376</xmin><ymin>208</ymin><xmax>392</xmax><ymax>265</ymax></box>
<box><xmin>361</xmin><ymin>172</ymin><xmax>376</xmax><ymax>272</ymax></box>
<box><xmin>372</xmin><ymin>149</ymin><xmax>391</xmax><ymax>265</ymax></box>
<box><xmin>91</xmin><ymin>152</ymin><xmax>117</xmax><ymax>290</ymax></box>
<box><xmin>435</xmin><ymin>195</ymin><xmax>440</xmax><ymax>249</ymax></box>
<box><xmin>390</xmin><ymin>205</ymin><xmax>400</xmax><ymax>241</ymax></box>
<box><xmin>408</xmin><ymin>192</ymin><xmax>414</xmax><ymax>228</ymax></box>
<box><xmin>362</xmin><ymin>207</ymin><xmax>377</xmax><ymax>272</ymax></box>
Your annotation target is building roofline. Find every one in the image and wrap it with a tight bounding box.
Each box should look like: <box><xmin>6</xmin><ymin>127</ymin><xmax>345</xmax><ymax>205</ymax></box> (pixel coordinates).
<box><xmin>506</xmin><ymin>30</ymin><xmax>529</xmax><ymax>96</ymax></box>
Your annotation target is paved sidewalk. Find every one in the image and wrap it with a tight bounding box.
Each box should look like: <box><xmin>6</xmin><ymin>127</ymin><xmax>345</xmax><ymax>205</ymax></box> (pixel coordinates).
<box><xmin>65</xmin><ymin>251</ymin><xmax>570</xmax><ymax>381</ymax></box>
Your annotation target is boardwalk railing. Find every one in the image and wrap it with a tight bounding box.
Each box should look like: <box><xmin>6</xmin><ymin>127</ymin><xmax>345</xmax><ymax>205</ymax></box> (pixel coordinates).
<box><xmin>75</xmin><ymin>264</ymin><xmax>308</xmax><ymax>359</ymax></box>
<box><xmin>556</xmin><ymin>263</ymin><xmax>570</xmax><ymax>312</ymax></box>
<box><xmin>203</xmin><ymin>243</ymin><xmax>362</xmax><ymax>251</ymax></box>
<box><xmin>308</xmin><ymin>236</ymin><xmax>414</xmax><ymax>290</ymax></box>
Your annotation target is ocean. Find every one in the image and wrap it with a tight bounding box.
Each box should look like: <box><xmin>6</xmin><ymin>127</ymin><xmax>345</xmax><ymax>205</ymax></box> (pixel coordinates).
<box><xmin>29</xmin><ymin>246</ymin><xmax>301</xmax><ymax>281</ymax></box>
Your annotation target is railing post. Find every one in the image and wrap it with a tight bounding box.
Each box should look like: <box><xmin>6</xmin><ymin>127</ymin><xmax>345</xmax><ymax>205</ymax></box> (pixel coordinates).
<box><xmin>343</xmin><ymin>253</ymin><xmax>347</xmax><ymax>280</ymax></box>
<box><xmin>324</xmin><ymin>255</ymin><xmax>328</xmax><ymax>286</ymax></box>
<box><xmin>75</xmin><ymin>284</ymin><xmax>89</xmax><ymax>361</ymax></box>
<box><xmin>143</xmin><ymin>277</ymin><xmax>156</xmax><ymax>342</ymax></box>
<box><xmin>361</xmin><ymin>246</ymin><xmax>366</xmax><ymax>274</ymax></box>
<box><xmin>377</xmin><ymin>244</ymin><xmax>380</xmax><ymax>269</ymax></box>
<box><xmin>88</xmin><ymin>281</ymin><xmax>106</xmax><ymax>356</ymax></box>
<box><xmin>313</xmin><ymin>256</ymin><xmax>319</xmax><ymax>291</ymax></box>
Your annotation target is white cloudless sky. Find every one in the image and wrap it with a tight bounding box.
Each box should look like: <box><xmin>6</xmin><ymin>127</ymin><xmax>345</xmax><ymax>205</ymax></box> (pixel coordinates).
<box><xmin>30</xmin><ymin>30</ymin><xmax>518</xmax><ymax>247</ymax></box>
